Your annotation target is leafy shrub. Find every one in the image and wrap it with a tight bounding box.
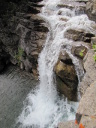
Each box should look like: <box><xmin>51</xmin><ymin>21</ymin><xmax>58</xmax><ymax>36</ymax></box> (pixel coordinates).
<box><xmin>93</xmin><ymin>54</ymin><xmax>96</xmax><ymax>62</ymax></box>
<box><xmin>92</xmin><ymin>44</ymin><xmax>96</xmax><ymax>62</ymax></box>
<box><xmin>92</xmin><ymin>44</ymin><xmax>96</xmax><ymax>52</ymax></box>
<box><xmin>79</xmin><ymin>49</ymin><xmax>85</xmax><ymax>57</ymax></box>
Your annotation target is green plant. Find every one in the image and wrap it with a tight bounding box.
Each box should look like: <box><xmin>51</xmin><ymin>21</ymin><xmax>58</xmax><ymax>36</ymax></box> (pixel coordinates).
<box><xmin>79</xmin><ymin>49</ymin><xmax>85</xmax><ymax>57</ymax></box>
<box><xmin>92</xmin><ymin>44</ymin><xmax>96</xmax><ymax>62</ymax></box>
<box><xmin>15</xmin><ymin>47</ymin><xmax>24</xmax><ymax>64</ymax></box>
<box><xmin>92</xmin><ymin>44</ymin><xmax>96</xmax><ymax>52</ymax></box>
<box><xmin>93</xmin><ymin>54</ymin><xmax>96</xmax><ymax>62</ymax></box>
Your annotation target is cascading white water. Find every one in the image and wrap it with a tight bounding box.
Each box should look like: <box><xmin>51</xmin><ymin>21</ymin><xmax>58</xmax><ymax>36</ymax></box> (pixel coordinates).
<box><xmin>16</xmin><ymin>0</ymin><xmax>96</xmax><ymax>128</ymax></box>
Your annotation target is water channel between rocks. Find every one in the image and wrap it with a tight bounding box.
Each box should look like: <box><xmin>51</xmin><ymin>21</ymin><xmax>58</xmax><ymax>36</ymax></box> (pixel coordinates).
<box><xmin>15</xmin><ymin>0</ymin><xmax>96</xmax><ymax>128</ymax></box>
<box><xmin>1</xmin><ymin>0</ymin><xmax>96</xmax><ymax>128</ymax></box>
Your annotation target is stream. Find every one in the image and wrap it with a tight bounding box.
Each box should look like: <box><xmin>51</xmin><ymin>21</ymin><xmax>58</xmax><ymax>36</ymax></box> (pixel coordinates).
<box><xmin>14</xmin><ymin>0</ymin><xmax>96</xmax><ymax>128</ymax></box>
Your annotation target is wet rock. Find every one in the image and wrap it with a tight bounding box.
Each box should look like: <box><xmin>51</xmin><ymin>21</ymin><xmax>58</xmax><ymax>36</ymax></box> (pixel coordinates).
<box><xmin>57</xmin><ymin>0</ymin><xmax>86</xmax><ymax>11</ymax></box>
<box><xmin>14</xmin><ymin>14</ymin><xmax>48</xmax><ymax>75</ymax></box>
<box><xmin>86</xmin><ymin>0</ymin><xmax>96</xmax><ymax>22</ymax></box>
<box><xmin>79</xmin><ymin>49</ymin><xmax>96</xmax><ymax>96</ymax></box>
<box><xmin>0</xmin><ymin>50</ymin><xmax>10</xmax><ymax>73</ymax></box>
<box><xmin>32</xmin><ymin>68</ymin><xmax>39</xmax><ymax>78</ymax></box>
<box><xmin>91</xmin><ymin>37</ymin><xmax>96</xmax><ymax>45</ymax></box>
<box><xmin>23</xmin><ymin>59</ymin><xmax>32</xmax><ymax>72</ymax></box>
<box><xmin>0</xmin><ymin>0</ymin><xmax>48</xmax><ymax>74</ymax></box>
<box><xmin>20</xmin><ymin>62</ymin><xmax>25</xmax><ymax>70</ymax></box>
<box><xmin>59</xmin><ymin>52</ymin><xmax>73</xmax><ymax>65</ymax></box>
<box><xmin>0</xmin><ymin>61</ymin><xmax>5</xmax><ymax>72</ymax></box>
<box><xmin>54</xmin><ymin>51</ymin><xmax>78</xmax><ymax>101</ymax></box>
<box><xmin>64</xmin><ymin>29</ymin><xmax>95</xmax><ymax>43</ymax></box>
<box><xmin>72</xmin><ymin>45</ymin><xmax>88</xmax><ymax>59</ymax></box>
<box><xmin>27</xmin><ymin>5</ymin><xmax>40</xmax><ymax>14</ymax></box>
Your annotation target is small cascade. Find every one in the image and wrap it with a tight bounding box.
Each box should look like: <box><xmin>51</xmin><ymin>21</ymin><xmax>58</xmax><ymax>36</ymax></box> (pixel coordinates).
<box><xmin>15</xmin><ymin>0</ymin><xmax>96</xmax><ymax>128</ymax></box>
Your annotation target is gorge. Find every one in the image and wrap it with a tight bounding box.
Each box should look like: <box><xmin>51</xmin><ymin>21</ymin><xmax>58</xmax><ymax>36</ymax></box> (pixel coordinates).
<box><xmin>0</xmin><ymin>0</ymin><xmax>96</xmax><ymax>128</ymax></box>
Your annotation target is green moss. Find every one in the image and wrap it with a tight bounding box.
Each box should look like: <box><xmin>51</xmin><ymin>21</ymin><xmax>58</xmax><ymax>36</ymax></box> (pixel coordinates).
<box><xmin>15</xmin><ymin>47</ymin><xmax>24</xmax><ymax>64</ymax></box>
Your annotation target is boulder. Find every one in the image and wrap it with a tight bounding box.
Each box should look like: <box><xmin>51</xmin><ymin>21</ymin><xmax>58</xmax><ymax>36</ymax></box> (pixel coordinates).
<box><xmin>55</xmin><ymin>61</ymin><xmax>78</xmax><ymax>87</ymax></box>
<box><xmin>54</xmin><ymin>51</ymin><xmax>78</xmax><ymax>101</ymax></box>
<box><xmin>79</xmin><ymin>49</ymin><xmax>96</xmax><ymax>96</ymax></box>
<box><xmin>59</xmin><ymin>52</ymin><xmax>73</xmax><ymax>65</ymax></box>
<box><xmin>72</xmin><ymin>45</ymin><xmax>88</xmax><ymax>59</ymax></box>
<box><xmin>76</xmin><ymin>81</ymin><xmax>96</xmax><ymax>128</ymax></box>
<box><xmin>91</xmin><ymin>36</ymin><xmax>96</xmax><ymax>45</ymax></box>
<box><xmin>86</xmin><ymin>0</ymin><xmax>96</xmax><ymax>22</ymax></box>
<box><xmin>64</xmin><ymin>29</ymin><xmax>95</xmax><ymax>43</ymax></box>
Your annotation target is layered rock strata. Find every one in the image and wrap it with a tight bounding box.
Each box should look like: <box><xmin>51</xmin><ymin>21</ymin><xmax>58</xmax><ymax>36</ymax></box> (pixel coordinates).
<box><xmin>0</xmin><ymin>0</ymin><xmax>48</xmax><ymax>76</ymax></box>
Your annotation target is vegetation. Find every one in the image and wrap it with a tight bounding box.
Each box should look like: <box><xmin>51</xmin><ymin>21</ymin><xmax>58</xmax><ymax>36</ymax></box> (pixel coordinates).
<box><xmin>92</xmin><ymin>44</ymin><xmax>96</xmax><ymax>62</ymax></box>
<box><xmin>93</xmin><ymin>54</ymin><xmax>96</xmax><ymax>62</ymax></box>
<box><xmin>79</xmin><ymin>44</ymin><xmax>96</xmax><ymax>62</ymax></box>
<box><xmin>79</xmin><ymin>49</ymin><xmax>85</xmax><ymax>57</ymax></box>
<box><xmin>15</xmin><ymin>47</ymin><xmax>24</xmax><ymax>64</ymax></box>
<box><xmin>92</xmin><ymin>44</ymin><xmax>96</xmax><ymax>52</ymax></box>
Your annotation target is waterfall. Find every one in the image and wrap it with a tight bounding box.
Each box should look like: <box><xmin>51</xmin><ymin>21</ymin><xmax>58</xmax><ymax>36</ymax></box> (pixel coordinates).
<box><xmin>16</xmin><ymin>0</ymin><xmax>96</xmax><ymax>128</ymax></box>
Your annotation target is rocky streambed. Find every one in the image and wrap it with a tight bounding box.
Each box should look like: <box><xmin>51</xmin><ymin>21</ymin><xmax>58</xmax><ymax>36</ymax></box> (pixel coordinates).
<box><xmin>0</xmin><ymin>0</ymin><xmax>96</xmax><ymax>128</ymax></box>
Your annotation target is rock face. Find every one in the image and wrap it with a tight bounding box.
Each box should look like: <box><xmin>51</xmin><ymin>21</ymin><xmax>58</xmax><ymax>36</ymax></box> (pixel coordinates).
<box><xmin>58</xmin><ymin>81</ymin><xmax>96</xmax><ymax>128</ymax></box>
<box><xmin>54</xmin><ymin>51</ymin><xmax>78</xmax><ymax>101</ymax></box>
<box><xmin>0</xmin><ymin>41</ymin><xmax>10</xmax><ymax>71</ymax></box>
<box><xmin>0</xmin><ymin>0</ymin><xmax>48</xmax><ymax>75</ymax></box>
<box><xmin>79</xmin><ymin>49</ymin><xmax>96</xmax><ymax>96</ymax></box>
<box><xmin>76</xmin><ymin>81</ymin><xmax>96</xmax><ymax>128</ymax></box>
<box><xmin>72</xmin><ymin>45</ymin><xmax>88</xmax><ymax>59</ymax></box>
<box><xmin>86</xmin><ymin>0</ymin><xmax>96</xmax><ymax>22</ymax></box>
<box><xmin>65</xmin><ymin>29</ymin><xmax>95</xmax><ymax>43</ymax></box>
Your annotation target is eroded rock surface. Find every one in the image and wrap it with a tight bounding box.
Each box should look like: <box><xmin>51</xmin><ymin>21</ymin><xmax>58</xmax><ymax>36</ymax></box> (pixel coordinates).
<box><xmin>72</xmin><ymin>45</ymin><xmax>88</xmax><ymax>59</ymax></box>
<box><xmin>79</xmin><ymin>49</ymin><xmax>96</xmax><ymax>95</ymax></box>
<box><xmin>0</xmin><ymin>0</ymin><xmax>48</xmax><ymax>75</ymax></box>
<box><xmin>76</xmin><ymin>81</ymin><xmax>96</xmax><ymax>128</ymax></box>
<box><xmin>64</xmin><ymin>29</ymin><xmax>95</xmax><ymax>43</ymax></box>
<box><xmin>54</xmin><ymin>51</ymin><xmax>78</xmax><ymax>101</ymax></box>
<box><xmin>86</xmin><ymin>0</ymin><xmax>96</xmax><ymax>22</ymax></box>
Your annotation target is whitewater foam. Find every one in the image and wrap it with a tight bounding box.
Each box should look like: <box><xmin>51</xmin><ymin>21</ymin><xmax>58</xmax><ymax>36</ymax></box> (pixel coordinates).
<box><xmin>15</xmin><ymin>0</ymin><xmax>96</xmax><ymax>128</ymax></box>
